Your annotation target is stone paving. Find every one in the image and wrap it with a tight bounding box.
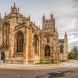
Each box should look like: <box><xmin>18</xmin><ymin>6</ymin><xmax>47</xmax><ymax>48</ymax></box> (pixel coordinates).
<box><xmin>0</xmin><ymin>62</ymin><xmax>68</xmax><ymax>70</ymax></box>
<box><xmin>0</xmin><ymin>60</ymin><xmax>77</xmax><ymax>70</ymax></box>
<box><xmin>0</xmin><ymin>60</ymin><xmax>78</xmax><ymax>78</ymax></box>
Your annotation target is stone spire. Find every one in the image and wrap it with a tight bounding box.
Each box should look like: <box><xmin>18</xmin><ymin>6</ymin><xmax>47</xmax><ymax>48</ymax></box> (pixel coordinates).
<box><xmin>13</xmin><ymin>2</ymin><xmax>16</xmax><ymax>8</ymax></box>
<box><xmin>63</xmin><ymin>32</ymin><xmax>68</xmax><ymax>61</ymax></box>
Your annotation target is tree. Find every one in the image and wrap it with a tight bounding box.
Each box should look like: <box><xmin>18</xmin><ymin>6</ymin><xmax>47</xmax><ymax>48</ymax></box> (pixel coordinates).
<box><xmin>68</xmin><ymin>46</ymin><xmax>78</xmax><ymax>59</ymax></box>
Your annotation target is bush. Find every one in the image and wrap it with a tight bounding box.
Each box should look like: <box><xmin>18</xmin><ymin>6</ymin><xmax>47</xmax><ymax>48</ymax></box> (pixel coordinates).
<box><xmin>36</xmin><ymin>59</ymin><xmax>52</xmax><ymax>64</ymax></box>
<box><xmin>68</xmin><ymin>52</ymin><xmax>76</xmax><ymax>59</ymax></box>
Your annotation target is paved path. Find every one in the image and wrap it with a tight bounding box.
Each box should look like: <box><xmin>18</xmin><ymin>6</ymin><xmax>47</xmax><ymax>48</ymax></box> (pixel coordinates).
<box><xmin>0</xmin><ymin>60</ymin><xmax>78</xmax><ymax>78</ymax></box>
<box><xmin>0</xmin><ymin>60</ymin><xmax>77</xmax><ymax>70</ymax></box>
<box><xmin>0</xmin><ymin>63</ymin><xmax>63</xmax><ymax>70</ymax></box>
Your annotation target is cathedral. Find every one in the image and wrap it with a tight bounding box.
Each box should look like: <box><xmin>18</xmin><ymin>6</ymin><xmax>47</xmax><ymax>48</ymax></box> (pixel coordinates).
<box><xmin>0</xmin><ymin>3</ymin><xmax>68</xmax><ymax>64</ymax></box>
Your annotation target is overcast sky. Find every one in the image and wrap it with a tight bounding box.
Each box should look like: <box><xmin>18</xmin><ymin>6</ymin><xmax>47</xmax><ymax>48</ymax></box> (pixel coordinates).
<box><xmin>0</xmin><ymin>0</ymin><xmax>78</xmax><ymax>51</ymax></box>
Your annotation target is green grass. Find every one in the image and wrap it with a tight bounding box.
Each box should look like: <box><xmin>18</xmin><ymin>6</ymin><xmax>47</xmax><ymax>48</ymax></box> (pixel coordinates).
<box><xmin>36</xmin><ymin>59</ymin><xmax>53</xmax><ymax>64</ymax></box>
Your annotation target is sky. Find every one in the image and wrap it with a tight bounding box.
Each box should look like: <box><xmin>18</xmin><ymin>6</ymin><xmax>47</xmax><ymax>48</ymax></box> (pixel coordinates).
<box><xmin>0</xmin><ymin>0</ymin><xmax>78</xmax><ymax>51</ymax></box>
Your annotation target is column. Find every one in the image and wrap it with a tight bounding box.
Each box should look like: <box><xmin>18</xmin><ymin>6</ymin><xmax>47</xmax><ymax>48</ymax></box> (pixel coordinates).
<box><xmin>25</xmin><ymin>28</ymin><xmax>29</xmax><ymax>64</ymax></box>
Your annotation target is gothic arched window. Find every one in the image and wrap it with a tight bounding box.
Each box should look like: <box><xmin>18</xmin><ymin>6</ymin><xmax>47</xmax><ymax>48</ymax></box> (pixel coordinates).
<box><xmin>33</xmin><ymin>35</ymin><xmax>38</xmax><ymax>54</ymax></box>
<box><xmin>60</xmin><ymin>45</ymin><xmax>63</xmax><ymax>53</ymax></box>
<box><xmin>16</xmin><ymin>31</ymin><xmax>24</xmax><ymax>53</ymax></box>
<box><xmin>2</xmin><ymin>22</ymin><xmax>10</xmax><ymax>48</ymax></box>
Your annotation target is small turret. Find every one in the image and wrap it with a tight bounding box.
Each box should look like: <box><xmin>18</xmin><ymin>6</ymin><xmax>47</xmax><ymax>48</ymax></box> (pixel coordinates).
<box><xmin>50</xmin><ymin>13</ymin><xmax>53</xmax><ymax>20</ymax></box>
<box><xmin>17</xmin><ymin>8</ymin><xmax>19</xmax><ymax>13</ymax></box>
<box><xmin>42</xmin><ymin>14</ymin><xmax>45</xmax><ymax>29</ymax></box>
<box><xmin>43</xmin><ymin>14</ymin><xmax>45</xmax><ymax>22</ymax></box>
<box><xmin>64</xmin><ymin>32</ymin><xmax>67</xmax><ymax>40</ymax></box>
<box><xmin>64</xmin><ymin>32</ymin><xmax>68</xmax><ymax>51</ymax></box>
<box><xmin>11</xmin><ymin>2</ymin><xmax>17</xmax><ymax>14</ymax></box>
<box><xmin>0</xmin><ymin>12</ymin><xmax>2</xmax><ymax>20</ymax></box>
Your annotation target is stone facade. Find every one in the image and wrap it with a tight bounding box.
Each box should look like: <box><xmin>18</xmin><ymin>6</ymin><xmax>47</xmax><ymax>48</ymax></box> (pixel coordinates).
<box><xmin>0</xmin><ymin>3</ymin><xmax>68</xmax><ymax>64</ymax></box>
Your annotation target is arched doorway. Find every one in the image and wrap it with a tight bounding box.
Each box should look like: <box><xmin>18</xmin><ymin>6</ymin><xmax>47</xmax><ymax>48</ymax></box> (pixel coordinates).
<box><xmin>16</xmin><ymin>31</ymin><xmax>24</xmax><ymax>53</ymax></box>
<box><xmin>1</xmin><ymin>51</ymin><xmax>5</xmax><ymax>63</ymax></box>
<box><xmin>45</xmin><ymin>45</ymin><xmax>50</xmax><ymax>57</ymax></box>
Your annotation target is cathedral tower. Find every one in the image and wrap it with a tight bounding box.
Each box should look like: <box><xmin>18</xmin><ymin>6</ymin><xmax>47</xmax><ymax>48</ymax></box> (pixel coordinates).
<box><xmin>42</xmin><ymin>14</ymin><xmax>55</xmax><ymax>32</ymax></box>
